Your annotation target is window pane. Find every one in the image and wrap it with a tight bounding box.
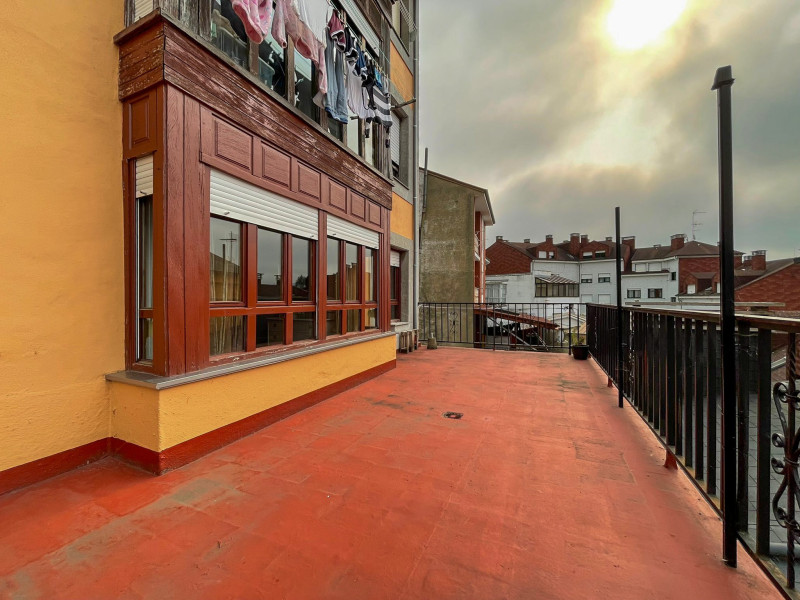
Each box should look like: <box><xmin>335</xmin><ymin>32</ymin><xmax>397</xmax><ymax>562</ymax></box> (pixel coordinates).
<box><xmin>346</xmin><ymin>243</ymin><xmax>359</xmax><ymax>302</ymax></box>
<box><xmin>211</xmin><ymin>0</ymin><xmax>250</xmax><ymax>69</ymax></box>
<box><xmin>364</xmin><ymin>122</ymin><xmax>375</xmax><ymax>166</ymax></box>
<box><xmin>326</xmin><ymin>311</ymin><xmax>341</xmax><ymax>336</ymax></box>
<box><xmin>347</xmin><ymin>309</ymin><xmax>360</xmax><ymax>333</ymax></box>
<box><xmin>328</xmin><ymin>118</ymin><xmax>343</xmax><ymax>141</ymax></box>
<box><xmin>138</xmin><ymin>196</ymin><xmax>153</xmax><ymax>310</ymax></box>
<box><xmin>210</xmin><ymin>217</ymin><xmax>242</xmax><ymax>302</ymax></box>
<box><xmin>258</xmin><ymin>35</ymin><xmax>286</xmax><ymax>96</ymax></box>
<box><xmin>256</xmin><ymin>314</ymin><xmax>285</xmax><ymax>347</ymax></box>
<box><xmin>139</xmin><ymin>318</ymin><xmax>153</xmax><ymax>361</ymax></box>
<box><xmin>210</xmin><ymin>316</ymin><xmax>246</xmax><ymax>355</ymax></box>
<box><xmin>294</xmin><ymin>50</ymin><xmax>317</xmax><ymax>121</ymax></box>
<box><xmin>327</xmin><ymin>238</ymin><xmax>340</xmax><ymax>301</ymax></box>
<box><xmin>346</xmin><ymin>114</ymin><xmax>360</xmax><ymax>154</ymax></box>
<box><xmin>257</xmin><ymin>228</ymin><xmax>282</xmax><ymax>301</ymax></box>
<box><xmin>293</xmin><ymin>312</ymin><xmax>316</xmax><ymax>342</ymax></box>
<box><xmin>366</xmin><ymin>308</ymin><xmax>377</xmax><ymax>330</ymax></box>
<box><xmin>391</xmin><ymin>304</ymin><xmax>400</xmax><ymax>321</ymax></box>
<box><xmin>292</xmin><ymin>237</ymin><xmax>312</xmax><ymax>301</ymax></box>
<box><xmin>364</xmin><ymin>249</ymin><xmax>376</xmax><ymax>302</ymax></box>
<box><xmin>390</xmin><ymin>266</ymin><xmax>399</xmax><ymax>300</ymax></box>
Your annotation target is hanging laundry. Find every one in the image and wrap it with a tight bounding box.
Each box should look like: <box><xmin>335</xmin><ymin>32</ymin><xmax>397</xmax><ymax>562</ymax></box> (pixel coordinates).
<box><xmin>328</xmin><ymin>11</ymin><xmax>346</xmax><ymax>52</ymax></box>
<box><xmin>294</xmin><ymin>0</ymin><xmax>331</xmax><ymax>48</ymax></box>
<box><xmin>314</xmin><ymin>18</ymin><xmax>349</xmax><ymax>122</ymax></box>
<box><xmin>232</xmin><ymin>0</ymin><xmax>273</xmax><ymax>44</ymax></box>
<box><xmin>272</xmin><ymin>0</ymin><xmax>327</xmax><ymax>95</ymax></box>
<box><xmin>374</xmin><ymin>68</ymin><xmax>383</xmax><ymax>91</ymax></box>
<box><xmin>347</xmin><ymin>66</ymin><xmax>369</xmax><ymax>120</ymax></box>
<box><xmin>344</xmin><ymin>29</ymin><xmax>359</xmax><ymax>64</ymax></box>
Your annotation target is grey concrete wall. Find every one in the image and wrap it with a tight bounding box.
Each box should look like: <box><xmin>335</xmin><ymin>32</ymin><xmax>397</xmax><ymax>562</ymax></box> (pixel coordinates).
<box><xmin>419</xmin><ymin>174</ymin><xmax>476</xmax><ymax>303</ymax></box>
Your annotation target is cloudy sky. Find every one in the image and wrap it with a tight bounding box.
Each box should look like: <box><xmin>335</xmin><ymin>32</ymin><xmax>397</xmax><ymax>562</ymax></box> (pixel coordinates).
<box><xmin>419</xmin><ymin>0</ymin><xmax>800</xmax><ymax>259</ymax></box>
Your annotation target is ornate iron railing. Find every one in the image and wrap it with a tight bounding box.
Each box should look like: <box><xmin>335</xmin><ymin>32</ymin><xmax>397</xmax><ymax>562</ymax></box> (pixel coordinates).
<box><xmin>587</xmin><ymin>303</ymin><xmax>800</xmax><ymax>592</ymax></box>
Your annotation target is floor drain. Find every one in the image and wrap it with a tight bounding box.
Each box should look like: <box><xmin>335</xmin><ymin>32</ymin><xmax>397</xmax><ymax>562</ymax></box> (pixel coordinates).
<box><xmin>443</xmin><ymin>412</ymin><xmax>463</xmax><ymax>420</ymax></box>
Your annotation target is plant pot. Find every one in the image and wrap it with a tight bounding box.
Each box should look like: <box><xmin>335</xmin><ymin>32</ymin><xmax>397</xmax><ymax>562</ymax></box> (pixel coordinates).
<box><xmin>572</xmin><ymin>345</ymin><xmax>589</xmax><ymax>360</ymax></box>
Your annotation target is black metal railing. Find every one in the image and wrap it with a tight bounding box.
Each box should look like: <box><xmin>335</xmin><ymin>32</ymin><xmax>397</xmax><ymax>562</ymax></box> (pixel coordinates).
<box><xmin>587</xmin><ymin>303</ymin><xmax>800</xmax><ymax>591</ymax></box>
<box><xmin>419</xmin><ymin>303</ymin><xmax>585</xmax><ymax>353</ymax></box>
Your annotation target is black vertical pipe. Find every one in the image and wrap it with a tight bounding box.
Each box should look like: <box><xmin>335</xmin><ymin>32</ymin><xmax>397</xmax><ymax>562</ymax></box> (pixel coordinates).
<box><xmin>616</xmin><ymin>207</ymin><xmax>623</xmax><ymax>408</ymax></box>
<box><xmin>736</xmin><ymin>322</ymin><xmax>751</xmax><ymax>533</ymax></box>
<box><xmin>707</xmin><ymin>322</ymin><xmax>718</xmax><ymax>495</ymax></box>
<box><xmin>712</xmin><ymin>65</ymin><xmax>737</xmax><ymax>567</ymax></box>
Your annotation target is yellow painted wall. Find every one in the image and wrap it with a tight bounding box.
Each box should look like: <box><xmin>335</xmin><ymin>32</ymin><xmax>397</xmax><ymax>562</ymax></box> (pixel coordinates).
<box><xmin>391</xmin><ymin>192</ymin><xmax>414</xmax><ymax>240</ymax></box>
<box><xmin>390</xmin><ymin>43</ymin><xmax>414</xmax><ymax>102</ymax></box>
<box><xmin>0</xmin><ymin>2</ymin><xmax>125</xmax><ymax>471</ymax></box>
<box><xmin>110</xmin><ymin>336</ymin><xmax>396</xmax><ymax>451</ymax></box>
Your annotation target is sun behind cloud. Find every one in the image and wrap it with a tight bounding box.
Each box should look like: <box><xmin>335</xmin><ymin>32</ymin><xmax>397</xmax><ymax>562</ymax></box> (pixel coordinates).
<box><xmin>606</xmin><ymin>0</ymin><xmax>688</xmax><ymax>50</ymax></box>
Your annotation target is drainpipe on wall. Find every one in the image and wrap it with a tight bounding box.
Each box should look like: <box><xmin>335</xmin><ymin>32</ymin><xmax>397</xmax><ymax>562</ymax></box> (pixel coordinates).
<box><xmin>412</xmin><ymin>6</ymin><xmax>420</xmax><ymax>330</ymax></box>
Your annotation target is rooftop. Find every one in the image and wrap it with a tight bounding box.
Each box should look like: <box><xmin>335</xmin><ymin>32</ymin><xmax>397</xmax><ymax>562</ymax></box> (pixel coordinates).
<box><xmin>0</xmin><ymin>350</ymin><xmax>778</xmax><ymax>599</ymax></box>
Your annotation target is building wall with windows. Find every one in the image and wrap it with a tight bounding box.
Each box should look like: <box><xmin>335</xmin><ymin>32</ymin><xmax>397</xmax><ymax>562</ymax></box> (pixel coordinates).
<box><xmin>0</xmin><ymin>2</ymin><xmax>125</xmax><ymax>476</ymax></box>
<box><xmin>0</xmin><ymin>0</ymin><xmax>410</xmax><ymax>491</ymax></box>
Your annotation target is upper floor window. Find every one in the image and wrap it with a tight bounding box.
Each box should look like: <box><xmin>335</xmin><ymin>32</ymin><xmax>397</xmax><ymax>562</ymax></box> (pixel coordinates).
<box><xmin>581</xmin><ymin>275</ymin><xmax>593</xmax><ymax>284</ymax></box>
<box><xmin>391</xmin><ymin>0</ymin><xmax>412</xmax><ymax>48</ymax></box>
<box><xmin>634</xmin><ymin>263</ymin><xmax>645</xmax><ymax>272</ymax></box>
<box><xmin>648</xmin><ymin>288</ymin><xmax>663</xmax><ymax>299</ymax></box>
<box><xmin>627</xmin><ymin>289</ymin><xmax>641</xmax><ymax>299</ymax></box>
<box><xmin>598</xmin><ymin>273</ymin><xmax>611</xmax><ymax>283</ymax></box>
<box><xmin>595</xmin><ymin>251</ymin><xmax>606</xmax><ymax>258</ymax></box>
<box><xmin>535</xmin><ymin>280</ymin><xmax>579</xmax><ymax>298</ymax></box>
<box><xmin>211</xmin><ymin>0</ymin><xmax>250</xmax><ymax>69</ymax></box>
<box><xmin>539</xmin><ymin>251</ymin><xmax>547</xmax><ymax>259</ymax></box>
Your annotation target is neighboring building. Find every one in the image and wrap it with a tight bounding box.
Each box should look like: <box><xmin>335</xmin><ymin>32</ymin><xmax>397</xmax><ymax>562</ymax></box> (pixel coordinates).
<box><xmin>486</xmin><ymin>233</ymin><xmax>632</xmax><ymax>307</ymax></box>
<box><xmin>419</xmin><ymin>170</ymin><xmax>495</xmax><ymax>303</ymax></box>
<box><xmin>676</xmin><ymin>253</ymin><xmax>800</xmax><ymax>312</ymax></box>
<box><xmin>0</xmin><ymin>0</ymin><xmax>420</xmax><ymax>492</ymax></box>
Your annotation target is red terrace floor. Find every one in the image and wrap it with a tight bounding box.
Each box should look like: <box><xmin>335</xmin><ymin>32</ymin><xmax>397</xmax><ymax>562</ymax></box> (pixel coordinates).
<box><xmin>0</xmin><ymin>349</ymin><xmax>781</xmax><ymax>599</ymax></box>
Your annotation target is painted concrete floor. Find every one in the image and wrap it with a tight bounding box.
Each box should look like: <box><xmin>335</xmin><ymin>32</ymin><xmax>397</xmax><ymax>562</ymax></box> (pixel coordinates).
<box><xmin>0</xmin><ymin>348</ymin><xmax>782</xmax><ymax>599</ymax></box>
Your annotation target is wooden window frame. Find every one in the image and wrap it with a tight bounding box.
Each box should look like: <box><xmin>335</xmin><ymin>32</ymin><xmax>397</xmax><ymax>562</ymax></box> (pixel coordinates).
<box><xmin>325</xmin><ymin>238</ymin><xmax>379</xmax><ymax>336</ymax></box>
<box><xmin>209</xmin><ymin>215</ymin><xmax>318</xmax><ymax>362</ymax></box>
<box><xmin>390</xmin><ymin>263</ymin><xmax>401</xmax><ymax>321</ymax></box>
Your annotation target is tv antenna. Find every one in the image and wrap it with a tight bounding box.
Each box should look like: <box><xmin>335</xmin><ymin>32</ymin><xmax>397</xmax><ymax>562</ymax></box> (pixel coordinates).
<box><xmin>691</xmin><ymin>210</ymin><xmax>707</xmax><ymax>241</ymax></box>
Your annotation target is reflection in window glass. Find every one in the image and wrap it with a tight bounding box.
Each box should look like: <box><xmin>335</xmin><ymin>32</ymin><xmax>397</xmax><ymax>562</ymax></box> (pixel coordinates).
<box><xmin>258</xmin><ymin>34</ymin><xmax>286</xmax><ymax>97</ymax></box>
<box><xmin>346</xmin><ymin>243</ymin><xmax>359</xmax><ymax>301</ymax></box>
<box><xmin>256</xmin><ymin>314</ymin><xmax>285</xmax><ymax>347</ymax></box>
<box><xmin>210</xmin><ymin>217</ymin><xmax>242</xmax><ymax>302</ymax></box>
<box><xmin>211</xmin><ymin>0</ymin><xmax>250</xmax><ymax>69</ymax></box>
<box><xmin>210</xmin><ymin>316</ymin><xmax>246</xmax><ymax>355</ymax></box>
<box><xmin>390</xmin><ymin>266</ymin><xmax>399</xmax><ymax>300</ymax></box>
<box><xmin>328</xmin><ymin>118</ymin><xmax>343</xmax><ymax>141</ymax></box>
<box><xmin>326</xmin><ymin>311</ymin><xmax>341</xmax><ymax>337</ymax></box>
<box><xmin>292</xmin><ymin>237</ymin><xmax>312</xmax><ymax>301</ymax></box>
<box><xmin>364</xmin><ymin>122</ymin><xmax>375</xmax><ymax>166</ymax></box>
<box><xmin>365</xmin><ymin>249</ymin><xmax>376</xmax><ymax>302</ymax></box>
<box><xmin>366</xmin><ymin>308</ymin><xmax>377</xmax><ymax>330</ymax></box>
<box><xmin>347</xmin><ymin>309</ymin><xmax>360</xmax><ymax>333</ymax></box>
<box><xmin>293</xmin><ymin>312</ymin><xmax>316</xmax><ymax>342</ymax></box>
<box><xmin>294</xmin><ymin>50</ymin><xmax>317</xmax><ymax>121</ymax></box>
<box><xmin>258</xmin><ymin>228</ymin><xmax>282</xmax><ymax>301</ymax></box>
<box><xmin>327</xmin><ymin>238</ymin><xmax>340</xmax><ymax>300</ymax></box>
<box><xmin>346</xmin><ymin>114</ymin><xmax>360</xmax><ymax>155</ymax></box>
<box><xmin>140</xmin><ymin>318</ymin><xmax>153</xmax><ymax>361</ymax></box>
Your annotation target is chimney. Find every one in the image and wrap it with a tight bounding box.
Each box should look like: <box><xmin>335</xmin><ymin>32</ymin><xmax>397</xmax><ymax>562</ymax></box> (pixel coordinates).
<box><xmin>523</xmin><ymin>238</ymin><xmax>531</xmax><ymax>244</ymax></box>
<box><xmin>670</xmin><ymin>234</ymin><xmax>686</xmax><ymax>251</ymax></box>
<box><xmin>545</xmin><ymin>235</ymin><xmax>553</xmax><ymax>242</ymax></box>
<box><xmin>496</xmin><ymin>235</ymin><xmax>503</xmax><ymax>242</ymax></box>
<box><xmin>751</xmin><ymin>250</ymin><xmax>767</xmax><ymax>271</ymax></box>
<box><xmin>605</xmin><ymin>236</ymin><xmax>612</xmax><ymax>242</ymax></box>
<box><xmin>741</xmin><ymin>255</ymin><xmax>752</xmax><ymax>268</ymax></box>
<box><xmin>569</xmin><ymin>233</ymin><xmax>580</xmax><ymax>257</ymax></box>
<box><xmin>580</xmin><ymin>235</ymin><xmax>589</xmax><ymax>245</ymax></box>
<box><xmin>622</xmin><ymin>236</ymin><xmax>635</xmax><ymax>251</ymax></box>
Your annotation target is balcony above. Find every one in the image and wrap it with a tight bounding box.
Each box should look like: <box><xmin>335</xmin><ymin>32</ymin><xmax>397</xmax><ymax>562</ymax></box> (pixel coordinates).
<box><xmin>0</xmin><ymin>349</ymin><xmax>779</xmax><ymax>598</ymax></box>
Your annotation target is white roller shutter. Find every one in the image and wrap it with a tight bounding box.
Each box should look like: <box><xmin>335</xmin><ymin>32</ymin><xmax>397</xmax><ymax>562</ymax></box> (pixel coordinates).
<box><xmin>134</xmin><ymin>0</ymin><xmax>155</xmax><ymax>21</ymax></box>
<box><xmin>210</xmin><ymin>169</ymin><xmax>319</xmax><ymax>240</ymax></box>
<box><xmin>328</xmin><ymin>214</ymin><xmax>380</xmax><ymax>249</ymax></box>
<box><xmin>135</xmin><ymin>154</ymin><xmax>154</xmax><ymax>197</ymax></box>
<box><xmin>390</xmin><ymin>113</ymin><xmax>400</xmax><ymax>165</ymax></box>
<box><xmin>390</xmin><ymin>250</ymin><xmax>400</xmax><ymax>267</ymax></box>
<box><xmin>340</xmin><ymin>0</ymin><xmax>380</xmax><ymax>54</ymax></box>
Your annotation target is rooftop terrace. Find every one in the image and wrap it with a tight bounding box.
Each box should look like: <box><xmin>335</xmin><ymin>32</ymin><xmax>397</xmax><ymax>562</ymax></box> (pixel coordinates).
<box><xmin>0</xmin><ymin>349</ymin><xmax>780</xmax><ymax>599</ymax></box>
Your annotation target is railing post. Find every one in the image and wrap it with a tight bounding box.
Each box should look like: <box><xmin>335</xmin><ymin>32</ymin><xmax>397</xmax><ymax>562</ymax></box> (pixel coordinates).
<box><xmin>737</xmin><ymin>321</ymin><xmax>751</xmax><ymax>534</ymax></box>
<box><xmin>615</xmin><ymin>207</ymin><xmax>624</xmax><ymax>408</ymax></box>
<box><xmin>667</xmin><ymin>315</ymin><xmax>677</xmax><ymax>447</ymax></box>
<box><xmin>707</xmin><ymin>321</ymin><xmax>718</xmax><ymax>495</ymax></box>
<box><xmin>755</xmin><ymin>327</ymin><xmax>772</xmax><ymax>555</ymax></box>
<box><xmin>684</xmin><ymin>318</ymin><xmax>694</xmax><ymax>467</ymax></box>
<box><xmin>694</xmin><ymin>320</ymin><xmax>706</xmax><ymax>480</ymax></box>
<box><xmin>675</xmin><ymin>317</ymin><xmax>684</xmax><ymax>456</ymax></box>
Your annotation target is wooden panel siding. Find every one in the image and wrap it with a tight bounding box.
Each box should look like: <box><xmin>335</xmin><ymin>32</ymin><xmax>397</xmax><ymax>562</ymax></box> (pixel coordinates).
<box><xmin>261</xmin><ymin>143</ymin><xmax>292</xmax><ymax>189</ymax></box>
